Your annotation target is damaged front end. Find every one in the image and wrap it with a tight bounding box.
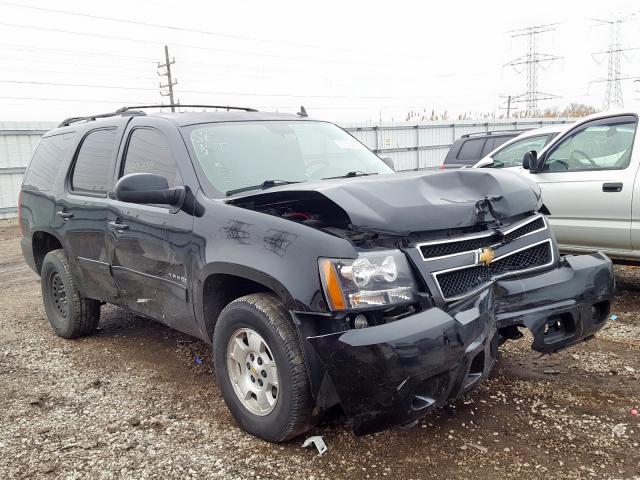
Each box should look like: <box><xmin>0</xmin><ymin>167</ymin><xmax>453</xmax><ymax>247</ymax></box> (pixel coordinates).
<box><xmin>229</xmin><ymin>169</ymin><xmax>615</xmax><ymax>434</ymax></box>
<box><xmin>305</xmin><ymin>249</ymin><xmax>613</xmax><ymax>434</ymax></box>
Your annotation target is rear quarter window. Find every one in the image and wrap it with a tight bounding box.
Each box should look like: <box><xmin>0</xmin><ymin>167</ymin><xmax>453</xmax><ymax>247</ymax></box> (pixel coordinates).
<box><xmin>490</xmin><ymin>135</ymin><xmax>514</xmax><ymax>150</ymax></box>
<box><xmin>457</xmin><ymin>138</ymin><xmax>486</xmax><ymax>161</ymax></box>
<box><xmin>23</xmin><ymin>132</ymin><xmax>74</xmax><ymax>191</ymax></box>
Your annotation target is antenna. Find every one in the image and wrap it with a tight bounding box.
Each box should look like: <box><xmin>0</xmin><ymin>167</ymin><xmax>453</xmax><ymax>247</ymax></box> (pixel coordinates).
<box><xmin>590</xmin><ymin>15</ymin><xmax>639</xmax><ymax>110</ymax></box>
<box><xmin>504</xmin><ymin>23</ymin><xmax>562</xmax><ymax>116</ymax></box>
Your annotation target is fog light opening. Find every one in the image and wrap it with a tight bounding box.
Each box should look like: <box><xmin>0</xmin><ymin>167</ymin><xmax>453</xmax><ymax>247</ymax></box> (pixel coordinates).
<box><xmin>354</xmin><ymin>314</ymin><xmax>369</xmax><ymax>329</ymax></box>
<box><xmin>591</xmin><ymin>300</ymin><xmax>610</xmax><ymax>325</ymax></box>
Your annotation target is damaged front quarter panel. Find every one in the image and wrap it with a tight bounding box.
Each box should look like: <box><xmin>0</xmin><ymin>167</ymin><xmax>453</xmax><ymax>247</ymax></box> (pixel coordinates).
<box><xmin>307</xmin><ymin>289</ymin><xmax>499</xmax><ymax>435</ymax></box>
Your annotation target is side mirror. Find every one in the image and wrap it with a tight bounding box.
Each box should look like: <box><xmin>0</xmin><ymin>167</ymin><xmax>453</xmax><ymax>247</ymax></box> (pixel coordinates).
<box><xmin>115</xmin><ymin>173</ymin><xmax>185</xmax><ymax>206</ymax></box>
<box><xmin>380</xmin><ymin>155</ymin><xmax>395</xmax><ymax>170</ymax></box>
<box><xmin>522</xmin><ymin>150</ymin><xmax>539</xmax><ymax>173</ymax></box>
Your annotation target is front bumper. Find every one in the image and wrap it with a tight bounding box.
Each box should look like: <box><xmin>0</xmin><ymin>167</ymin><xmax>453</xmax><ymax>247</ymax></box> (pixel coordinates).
<box><xmin>307</xmin><ymin>252</ymin><xmax>614</xmax><ymax>434</ymax></box>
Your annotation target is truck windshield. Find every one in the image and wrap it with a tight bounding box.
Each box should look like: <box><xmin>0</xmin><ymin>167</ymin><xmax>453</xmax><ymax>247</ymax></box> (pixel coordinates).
<box><xmin>185</xmin><ymin>121</ymin><xmax>393</xmax><ymax>195</ymax></box>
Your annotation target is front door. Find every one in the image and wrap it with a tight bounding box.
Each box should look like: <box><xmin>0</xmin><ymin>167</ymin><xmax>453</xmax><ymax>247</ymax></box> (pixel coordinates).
<box><xmin>530</xmin><ymin>115</ymin><xmax>639</xmax><ymax>253</ymax></box>
<box><xmin>108</xmin><ymin>120</ymin><xmax>197</xmax><ymax>335</ymax></box>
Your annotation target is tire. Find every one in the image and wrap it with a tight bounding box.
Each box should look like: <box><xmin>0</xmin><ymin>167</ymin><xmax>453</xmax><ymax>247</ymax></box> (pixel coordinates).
<box><xmin>213</xmin><ymin>293</ymin><xmax>316</xmax><ymax>442</ymax></box>
<box><xmin>40</xmin><ymin>249</ymin><xmax>100</xmax><ymax>339</ymax></box>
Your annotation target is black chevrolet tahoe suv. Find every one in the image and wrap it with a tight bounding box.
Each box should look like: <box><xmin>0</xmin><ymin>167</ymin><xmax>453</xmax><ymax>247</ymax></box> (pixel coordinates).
<box><xmin>19</xmin><ymin>105</ymin><xmax>614</xmax><ymax>442</ymax></box>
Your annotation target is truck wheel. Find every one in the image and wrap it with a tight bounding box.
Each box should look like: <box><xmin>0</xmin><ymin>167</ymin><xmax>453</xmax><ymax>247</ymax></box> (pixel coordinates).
<box><xmin>40</xmin><ymin>249</ymin><xmax>100</xmax><ymax>339</ymax></box>
<box><xmin>213</xmin><ymin>293</ymin><xmax>316</xmax><ymax>442</ymax></box>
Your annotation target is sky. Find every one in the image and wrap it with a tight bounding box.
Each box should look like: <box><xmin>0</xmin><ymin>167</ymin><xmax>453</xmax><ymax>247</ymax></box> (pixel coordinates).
<box><xmin>1</xmin><ymin>0</ymin><xmax>639</xmax><ymax>123</ymax></box>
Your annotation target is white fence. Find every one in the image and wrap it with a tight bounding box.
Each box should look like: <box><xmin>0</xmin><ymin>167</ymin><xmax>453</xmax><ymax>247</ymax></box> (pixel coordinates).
<box><xmin>0</xmin><ymin>121</ymin><xmax>57</xmax><ymax>219</ymax></box>
<box><xmin>343</xmin><ymin>118</ymin><xmax>573</xmax><ymax>171</ymax></box>
<box><xmin>0</xmin><ymin>118</ymin><xmax>573</xmax><ymax>219</ymax></box>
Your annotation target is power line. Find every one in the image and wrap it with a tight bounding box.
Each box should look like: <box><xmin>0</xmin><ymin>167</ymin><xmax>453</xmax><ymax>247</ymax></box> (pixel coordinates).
<box><xmin>0</xmin><ymin>42</ymin><xmax>156</xmax><ymax>63</ymax></box>
<box><xmin>0</xmin><ymin>80</ymin><xmax>158</xmax><ymax>91</ymax></box>
<box><xmin>0</xmin><ymin>22</ymin><xmax>387</xmax><ymax>67</ymax></box>
<box><xmin>504</xmin><ymin>24</ymin><xmax>562</xmax><ymax>115</ymax></box>
<box><xmin>591</xmin><ymin>15</ymin><xmax>639</xmax><ymax>110</ymax></box>
<box><xmin>0</xmin><ymin>95</ymin><xmax>504</xmax><ymax>111</ymax></box>
<box><xmin>0</xmin><ymin>95</ymin><xmax>157</xmax><ymax>104</ymax></box>
<box><xmin>0</xmin><ymin>1</ymin><xmax>355</xmax><ymax>53</ymax></box>
<box><xmin>0</xmin><ymin>65</ymin><xmax>157</xmax><ymax>82</ymax></box>
<box><xmin>0</xmin><ymin>78</ymin><xmax>505</xmax><ymax>100</ymax></box>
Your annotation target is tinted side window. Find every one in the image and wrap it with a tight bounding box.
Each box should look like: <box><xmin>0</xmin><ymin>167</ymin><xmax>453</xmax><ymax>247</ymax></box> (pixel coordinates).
<box><xmin>71</xmin><ymin>129</ymin><xmax>117</xmax><ymax>194</ymax></box>
<box><xmin>491</xmin><ymin>135</ymin><xmax>513</xmax><ymax>151</ymax></box>
<box><xmin>122</xmin><ymin>128</ymin><xmax>182</xmax><ymax>188</ymax></box>
<box><xmin>457</xmin><ymin>138</ymin><xmax>485</xmax><ymax>161</ymax></box>
<box><xmin>23</xmin><ymin>133</ymin><xmax>74</xmax><ymax>191</ymax></box>
<box><xmin>481</xmin><ymin>138</ymin><xmax>496</xmax><ymax>156</ymax></box>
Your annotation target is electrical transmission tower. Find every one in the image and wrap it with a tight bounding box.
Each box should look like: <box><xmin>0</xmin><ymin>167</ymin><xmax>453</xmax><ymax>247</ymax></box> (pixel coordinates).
<box><xmin>504</xmin><ymin>24</ymin><xmax>561</xmax><ymax>116</ymax></box>
<box><xmin>158</xmin><ymin>45</ymin><xmax>178</xmax><ymax>111</ymax></box>
<box><xmin>591</xmin><ymin>16</ymin><xmax>637</xmax><ymax>110</ymax></box>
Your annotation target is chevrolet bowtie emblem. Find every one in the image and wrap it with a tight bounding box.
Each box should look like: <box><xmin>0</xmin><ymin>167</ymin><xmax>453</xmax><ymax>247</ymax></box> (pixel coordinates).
<box><xmin>478</xmin><ymin>248</ymin><xmax>496</xmax><ymax>265</ymax></box>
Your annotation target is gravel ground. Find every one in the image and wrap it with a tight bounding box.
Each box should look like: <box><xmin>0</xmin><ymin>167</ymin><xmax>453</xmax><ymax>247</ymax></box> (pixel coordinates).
<box><xmin>0</xmin><ymin>223</ymin><xmax>639</xmax><ymax>479</ymax></box>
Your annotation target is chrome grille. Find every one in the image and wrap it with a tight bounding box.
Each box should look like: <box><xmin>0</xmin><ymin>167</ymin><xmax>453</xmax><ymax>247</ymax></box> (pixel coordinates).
<box><xmin>419</xmin><ymin>234</ymin><xmax>498</xmax><ymax>259</ymax></box>
<box><xmin>418</xmin><ymin>214</ymin><xmax>546</xmax><ymax>261</ymax></box>
<box><xmin>503</xmin><ymin>216</ymin><xmax>545</xmax><ymax>243</ymax></box>
<box><xmin>434</xmin><ymin>240</ymin><xmax>553</xmax><ymax>301</ymax></box>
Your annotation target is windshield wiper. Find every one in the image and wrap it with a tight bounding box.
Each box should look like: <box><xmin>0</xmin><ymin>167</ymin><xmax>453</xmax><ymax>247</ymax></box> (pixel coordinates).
<box><xmin>322</xmin><ymin>171</ymin><xmax>378</xmax><ymax>180</ymax></box>
<box><xmin>225</xmin><ymin>179</ymin><xmax>303</xmax><ymax>196</ymax></box>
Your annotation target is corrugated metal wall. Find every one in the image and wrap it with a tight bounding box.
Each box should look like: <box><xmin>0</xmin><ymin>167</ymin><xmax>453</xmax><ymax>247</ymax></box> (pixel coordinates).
<box><xmin>0</xmin><ymin>118</ymin><xmax>571</xmax><ymax>219</ymax></box>
<box><xmin>343</xmin><ymin>118</ymin><xmax>573</xmax><ymax>171</ymax></box>
<box><xmin>0</xmin><ymin>121</ymin><xmax>57</xmax><ymax>219</ymax></box>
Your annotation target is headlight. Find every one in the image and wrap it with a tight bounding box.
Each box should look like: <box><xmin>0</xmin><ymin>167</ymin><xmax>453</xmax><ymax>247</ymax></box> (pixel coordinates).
<box><xmin>319</xmin><ymin>250</ymin><xmax>417</xmax><ymax>310</ymax></box>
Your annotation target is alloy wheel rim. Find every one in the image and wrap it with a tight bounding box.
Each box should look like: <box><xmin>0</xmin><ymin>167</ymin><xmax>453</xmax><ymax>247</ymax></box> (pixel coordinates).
<box><xmin>226</xmin><ymin>328</ymin><xmax>279</xmax><ymax>416</ymax></box>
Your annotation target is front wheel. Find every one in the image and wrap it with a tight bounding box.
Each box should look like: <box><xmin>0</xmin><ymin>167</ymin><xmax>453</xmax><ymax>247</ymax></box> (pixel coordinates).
<box><xmin>213</xmin><ymin>293</ymin><xmax>316</xmax><ymax>442</ymax></box>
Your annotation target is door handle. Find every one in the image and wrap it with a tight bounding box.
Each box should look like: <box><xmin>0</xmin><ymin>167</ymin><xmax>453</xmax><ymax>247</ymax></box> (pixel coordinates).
<box><xmin>108</xmin><ymin>220</ymin><xmax>129</xmax><ymax>231</ymax></box>
<box><xmin>56</xmin><ymin>210</ymin><xmax>74</xmax><ymax>219</ymax></box>
<box><xmin>602</xmin><ymin>182</ymin><xmax>623</xmax><ymax>192</ymax></box>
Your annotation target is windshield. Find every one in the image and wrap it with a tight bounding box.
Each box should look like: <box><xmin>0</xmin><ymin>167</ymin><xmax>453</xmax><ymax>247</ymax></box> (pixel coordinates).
<box><xmin>185</xmin><ymin>121</ymin><xmax>393</xmax><ymax>195</ymax></box>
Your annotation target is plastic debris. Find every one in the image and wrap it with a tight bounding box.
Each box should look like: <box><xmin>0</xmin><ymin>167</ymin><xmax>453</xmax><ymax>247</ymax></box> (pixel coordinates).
<box><xmin>302</xmin><ymin>435</ymin><xmax>328</xmax><ymax>456</ymax></box>
<box><xmin>609</xmin><ymin>314</ymin><xmax>618</xmax><ymax>321</ymax></box>
<box><xmin>194</xmin><ymin>356</ymin><xmax>203</xmax><ymax>365</ymax></box>
<box><xmin>631</xmin><ymin>408</ymin><xmax>638</xmax><ymax>417</ymax></box>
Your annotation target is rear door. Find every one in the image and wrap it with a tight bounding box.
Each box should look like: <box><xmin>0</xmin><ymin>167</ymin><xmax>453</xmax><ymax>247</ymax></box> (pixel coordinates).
<box><xmin>530</xmin><ymin>114</ymin><xmax>639</xmax><ymax>252</ymax></box>
<box><xmin>108</xmin><ymin>117</ymin><xmax>198</xmax><ymax>335</ymax></box>
<box><xmin>61</xmin><ymin>122</ymin><xmax>126</xmax><ymax>302</ymax></box>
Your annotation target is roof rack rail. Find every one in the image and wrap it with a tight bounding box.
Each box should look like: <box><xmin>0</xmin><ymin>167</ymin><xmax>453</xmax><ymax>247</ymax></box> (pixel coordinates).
<box><xmin>58</xmin><ymin>109</ymin><xmax>146</xmax><ymax>127</ymax></box>
<box><xmin>116</xmin><ymin>104</ymin><xmax>258</xmax><ymax>113</ymax></box>
<box><xmin>58</xmin><ymin>104</ymin><xmax>258</xmax><ymax>127</ymax></box>
<box><xmin>460</xmin><ymin>129</ymin><xmax>530</xmax><ymax>138</ymax></box>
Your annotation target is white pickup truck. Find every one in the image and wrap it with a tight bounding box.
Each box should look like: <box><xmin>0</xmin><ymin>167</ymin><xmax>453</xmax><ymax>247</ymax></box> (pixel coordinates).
<box><xmin>477</xmin><ymin>111</ymin><xmax>639</xmax><ymax>262</ymax></box>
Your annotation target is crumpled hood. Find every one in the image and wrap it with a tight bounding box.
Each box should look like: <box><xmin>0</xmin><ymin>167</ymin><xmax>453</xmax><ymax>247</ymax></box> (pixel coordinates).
<box><xmin>228</xmin><ymin>169</ymin><xmax>543</xmax><ymax>234</ymax></box>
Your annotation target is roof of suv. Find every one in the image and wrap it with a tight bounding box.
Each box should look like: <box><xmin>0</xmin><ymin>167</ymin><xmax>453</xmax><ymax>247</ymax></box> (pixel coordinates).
<box><xmin>52</xmin><ymin>106</ymin><xmax>310</xmax><ymax>135</ymax></box>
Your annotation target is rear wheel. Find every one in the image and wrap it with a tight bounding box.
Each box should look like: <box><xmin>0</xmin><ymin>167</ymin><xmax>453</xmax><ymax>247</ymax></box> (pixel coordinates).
<box><xmin>41</xmin><ymin>249</ymin><xmax>100</xmax><ymax>339</ymax></box>
<box><xmin>213</xmin><ymin>293</ymin><xmax>316</xmax><ymax>442</ymax></box>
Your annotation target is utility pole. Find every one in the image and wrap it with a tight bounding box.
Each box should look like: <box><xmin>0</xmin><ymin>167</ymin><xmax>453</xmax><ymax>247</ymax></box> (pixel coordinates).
<box><xmin>504</xmin><ymin>24</ymin><xmax>561</xmax><ymax>116</ymax></box>
<box><xmin>499</xmin><ymin>95</ymin><xmax>513</xmax><ymax>118</ymax></box>
<box><xmin>590</xmin><ymin>16</ymin><xmax>638</xmax><ymax>110</ymax></box>
<box><xmin>158</xmin><ymin>45</ymin><xmax>177</xmax><ymax>111</ymax></box>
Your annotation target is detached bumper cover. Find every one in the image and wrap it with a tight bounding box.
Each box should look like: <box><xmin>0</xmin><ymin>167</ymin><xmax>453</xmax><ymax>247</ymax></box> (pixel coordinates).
<box><xmin>307</xmin><ymin>252</ymin><xmax>613</xmax><ymax>434</ymax></box>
